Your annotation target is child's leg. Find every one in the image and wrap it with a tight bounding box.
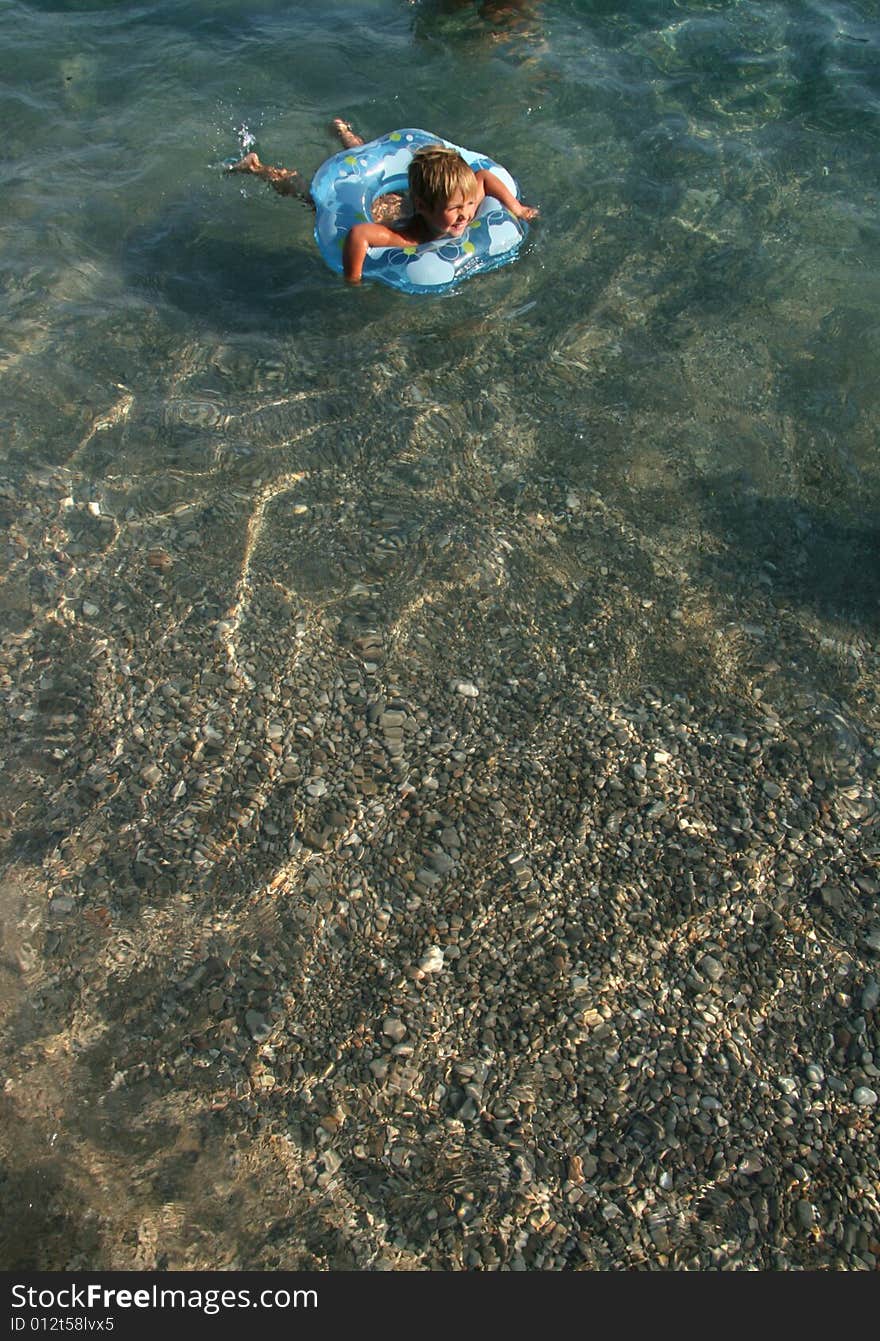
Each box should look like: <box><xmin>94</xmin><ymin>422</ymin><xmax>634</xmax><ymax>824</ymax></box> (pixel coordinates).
<box><xmin>226</xmin><ymin>119</ymin><xmax>365</xmax><ymax>201</ymax></box>
<box><xmin>226</xmin><ymin>151</ymin><xmax>310</xmax><ymax>201</ymax></box>
<box><xmin>330</xmin><ymin>118</ymin><xmax>365</xmax><ymax>149</ymax></box>
<box><xmin>227</xmin><ymin>125</ymin><xmax>403</xmax><ymax>222</ymax></box>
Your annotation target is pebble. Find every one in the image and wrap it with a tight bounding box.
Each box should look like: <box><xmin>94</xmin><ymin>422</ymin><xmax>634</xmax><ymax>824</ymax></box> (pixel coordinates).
<box><xmin>382</xmin><ymin>1018</ymin><xmax>407</xmax><ymax>1043</ymax></box>
<box><xmin>245</xmin><ymin>1011</ymin><xmax>272</xmax><ymax>1042</ymax></box>
<box><xmin>852</xmin><ymin>1087</ymin><xmax>877</xmax><ymax>1107</ymax></box>
<box><xmin>418</xmin><ymin>946</ymin><xmax>445</xmax><ymax>975</ymax></box>
<box><xmin>322</xmin><ymin>1149</ymin><xmax>341</xmax><ymax>1176</ymax></box>
<box><xmin>699</xmin><ymin>954</ymin><xmax>723</xmax><ymax>982</ymax></box>
<box><xmin>451</xmin><ymin>678</ymin><xmax>479</xmax><ymax>697</ymax></box>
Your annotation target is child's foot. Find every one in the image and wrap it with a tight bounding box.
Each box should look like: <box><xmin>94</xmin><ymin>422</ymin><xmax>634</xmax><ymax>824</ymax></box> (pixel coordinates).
<box><xmin>331</xmin><ymin>117</ymin><xmax>364</xmax><ymax>149</ymax></box>
<box><xmin>226</xmin><ymin>151</ymin><xmax>262</xmax><ymax>173</ymax></box>
<box><xmin>266</xmin><ymin>167</ymin><xmax>308</xmax><ymax>197</ymax></box>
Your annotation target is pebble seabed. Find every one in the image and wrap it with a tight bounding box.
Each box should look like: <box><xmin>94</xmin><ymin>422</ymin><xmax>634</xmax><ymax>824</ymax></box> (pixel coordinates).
<box><xmin>1</xmin><ymin>447</ymin><xmax>879</xmax><ymax>1272</ymax></box>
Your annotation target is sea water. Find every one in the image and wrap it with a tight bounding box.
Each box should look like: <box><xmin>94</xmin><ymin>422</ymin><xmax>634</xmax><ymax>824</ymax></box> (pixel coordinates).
<box><xmin>3</xmin><ymin>1</ymin><xmax>877</xmax><ymax>626</ymax></box>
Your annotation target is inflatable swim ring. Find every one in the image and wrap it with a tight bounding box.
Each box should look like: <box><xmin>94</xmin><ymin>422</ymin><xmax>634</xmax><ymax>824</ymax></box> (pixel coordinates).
<box><xmin>310</xmin><ymin>128</ymin><xmax>528</xmax><ymax>294</ymax></box>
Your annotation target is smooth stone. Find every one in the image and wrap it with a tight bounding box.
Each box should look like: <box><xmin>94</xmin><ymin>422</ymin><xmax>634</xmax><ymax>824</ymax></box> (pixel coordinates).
<box><xmin>852</xmin><ymin>1087</ymin><xmax>877</xmax><ymax>1106</ymax></box>
<box><xmin>245</xmin><ymin>1010</ymin><xmax>272</xmax><ymax>1042</ymax></box>
<box><xmin>419</xmin><ymin>946</ymin><xmax>445</xmax><ymax>974</ymax></box>
<box><xmin>821</xmin><ymin>884</ymin><xmax>845</xmax><ymax>910</ymax></box>
<box><xmin>700</xmin><ymin>954</ymin><xmax>723</xmax><ymax>982</ymax></box>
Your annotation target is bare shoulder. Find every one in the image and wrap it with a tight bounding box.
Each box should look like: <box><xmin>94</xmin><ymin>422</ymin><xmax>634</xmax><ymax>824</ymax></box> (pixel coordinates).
<box><xmin>344</xmin><ymin>217</ymin><xmax>422</xmax><ymax>281</ymax></box>
<box><xmin>349</xmin><ymin>218</ymin><xmax>422</xmax><ymax>248</ymax></box>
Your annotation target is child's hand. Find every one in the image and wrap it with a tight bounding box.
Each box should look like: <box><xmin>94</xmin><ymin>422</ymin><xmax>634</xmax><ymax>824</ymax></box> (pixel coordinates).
<box><xmin>514</xmin><ymin>202</ymin><xmax>540</xmax><ymax>221</ymax></box>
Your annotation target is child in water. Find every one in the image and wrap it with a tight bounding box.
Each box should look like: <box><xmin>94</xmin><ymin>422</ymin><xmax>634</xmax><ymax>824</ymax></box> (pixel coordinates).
<box><xmin>228</xmin><ymin>118</ymin><xmax>538</xmax><ymax>283</ymax></box>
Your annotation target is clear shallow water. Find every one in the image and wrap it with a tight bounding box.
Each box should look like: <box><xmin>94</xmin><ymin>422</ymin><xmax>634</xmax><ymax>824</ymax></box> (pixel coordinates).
<box><xmin>1</xmin><ymin>0</ymin><xmax>880</xmax><ymax>1270</ymax></box>
<box><xmin>5</xmin><ymin>0</ymin><xmax>876</xmax><ymax>700</ymax></box>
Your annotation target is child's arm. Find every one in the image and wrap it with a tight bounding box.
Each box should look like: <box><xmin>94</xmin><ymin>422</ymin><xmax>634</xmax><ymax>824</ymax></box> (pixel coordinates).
<box><xmin>342</xmin><ymin>222</ymin><xmax>406</xmax><ymax>283</ymax></box>
<box><xmin>476</xmin><ymin>169</ymin><xmax>539</xmax><ymax>221</ymax></box>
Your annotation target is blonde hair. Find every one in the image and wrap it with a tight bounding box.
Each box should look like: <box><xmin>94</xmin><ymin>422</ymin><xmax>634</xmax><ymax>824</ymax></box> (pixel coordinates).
<box><xmin>408</xmin><ymin>144</ymin><xmax>478</xmax><ymax>208</ymax></box>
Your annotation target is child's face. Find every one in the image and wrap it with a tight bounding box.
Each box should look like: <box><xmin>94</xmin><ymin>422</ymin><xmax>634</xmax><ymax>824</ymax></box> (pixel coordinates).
<box><xmin>418</xmin><ymin>190</ymin><xmax>480</xmax><ymax>238</ymax></box>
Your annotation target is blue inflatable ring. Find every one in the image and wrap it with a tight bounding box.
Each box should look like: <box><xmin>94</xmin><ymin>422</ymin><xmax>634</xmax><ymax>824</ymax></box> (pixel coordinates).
<box><xmin>310</xmin><ymin>128</ymin><xmax>528</xmax><ymax>294</ymax></box>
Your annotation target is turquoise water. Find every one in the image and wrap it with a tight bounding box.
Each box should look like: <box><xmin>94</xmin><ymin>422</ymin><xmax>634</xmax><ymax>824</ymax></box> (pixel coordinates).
<box><xmin>3</xmin><ymin>0</ymin><xmax>878</xmax><ymax>559</ymax></box>
<box><xmin>2</xmin><ymin>0</ymin><xmax>880</xmax><ymax>1269</ymax></box>
<box><xmin>4</xmin><ymin>0</ymin><xmax>877</xmax><ymax>701</ymax></box>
